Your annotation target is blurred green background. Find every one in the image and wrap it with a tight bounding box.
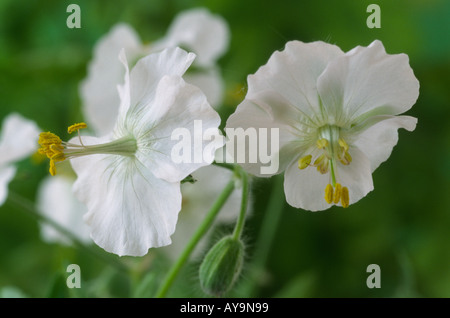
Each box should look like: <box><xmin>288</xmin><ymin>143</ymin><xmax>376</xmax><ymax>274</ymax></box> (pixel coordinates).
<box><xmin>0</xmin><ymin>0</ymin><xmax>449</xmax><ymax>298</ymax></box>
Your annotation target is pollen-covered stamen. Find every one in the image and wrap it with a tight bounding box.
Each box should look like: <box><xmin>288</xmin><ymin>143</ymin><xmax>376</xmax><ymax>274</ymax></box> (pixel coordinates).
<box><xmin>337</xmin><ymin>138</ymin><xmax>352</xmax><ymax>165</ymax></box>
<box><xmin>333</xmin><ymin>183</ymin><xmax>342</xmax><ymax>204</ymax></box>
<box><xmin>39</xmin><ymin>131</ymin><xmax>66</xmax><ymax>175</ymax></box>
<box><xmin>341</xmin><ymin>186</ymin><xmax>349</xmax><ymax>208</ymax></box>
<box><xmin>315</xmin><ymin>154</ymin><xmax>329</xmax><ymax>174</ymax></box>
<box><xmin>68</xmin><ymin>122</ymin><xmax>88</xmax><ymax>134</ymax></box>
<box><xmin>338</xmin><ymin>138</ymin><xmax>348</xmax><ymax>152</ymax></box>
<box><xmin>38</xmin><ymin>123</ymin><xmax>138</xmax><ymax>176</ymax></box>
<box><xmin>49</xmin><ymin>160</ymin><xmax>56</xmax><ymax>176</ymax></box>
<box><xmin>38</xmin><ymin>132</ymin><xmax>63</xmax><ymax>158</ymax></box>
<box><xmin>323</xmin><ymin>182</ymin><xmax>350</xmax><ymax>208</ymax></box>
<box><xmin>298</xmin><ymin>155</ymin><xmax>312</xmax><ymax>170</ymax></box>
<box><xmin>68</xmin><ymin>122</ymin><xmax>88</xmax><ymax>146</ymax></box>
<box><xmin>297</xmin><ymin>138</ymin><xmax>332</xmax><ymax>173</ymax></box>
<box><xmin>338</xmin><ymin>151</ymin><xmax>352</xmax><ymax>165</ymax></box>
<box><xmin>51</xmin><ymin>152</ymin><xmax>65</xmax><ymax>162</ymax></box>
<box><xmin>324</xmin><ymin>184</ymin><xmax>333</xmax><ymax>204</ymax></box>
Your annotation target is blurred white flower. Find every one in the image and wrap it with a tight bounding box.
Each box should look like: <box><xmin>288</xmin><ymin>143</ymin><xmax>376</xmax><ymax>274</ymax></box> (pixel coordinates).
<box><xmin>0</xmin><ymin>113</ymin><xmax>39</xmax><ymax>206</ymax></box>
<box><xmin>37</xmin><ymin>170</ymin><xmax>91</xmax><ymax>245</ymax></box>
<box><xmin>226</xmin><ymin>40</ymin><xmax>419</xmax><ymax>211</ymax></box>
<box><xmin>160</xmin><ymin>164</ymin><xmax>249</xmax><ymax>261</ymax></box>
<box><xmin>39</xmin><ymin>47</ymin><xmax>222</xmax><ymax>256</ymax></box>
<box><xmin>80</xmin><ymin>8</ymin><xmax>230</xmax><ymax>137</ymax></box>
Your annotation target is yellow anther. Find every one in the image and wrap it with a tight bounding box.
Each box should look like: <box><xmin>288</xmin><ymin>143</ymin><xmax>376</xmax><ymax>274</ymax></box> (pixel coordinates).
<box><xmin>338</xmin><ymin>138</ymin><xmax>349</xmax><ymax>152</ymax></box>
<box><xmin>324</xmin><ymin>184</ymin><xmax>333</xmax><ymax>204</ymax></box>
<box><xmin>316</xmin><ymin>138</ymin><xmax>329</xmax><ymax>149</ymax></box>
<box><xmin>313</xmin><ymin>154</ymin><xmax>325</xmax><ymax>166</ymax></box>
<box><xmin>50</xmin><ymin>143</ymin><xmax>64</xmax><ymax>154</ymax></box>
<box><xmin>333</xmin><ymin>183</ymin><xmax>342</xmax><ymax>204</ymax></box>
<box><xmin>344</xmin><ymin>151</ymin><xmax>352</xmax><ymax>164</ymax></box>
<box><xmin>339</xmin><ymin>151</ymin><xmax>352</xmax><ymax>165</ymax></box>
<box><xmin>39</xmin><ymin>132</ymin><xmax>62</xmax><ymax>148</ymax></box>
<box><xmin>317</xmin><ymin>162</ymin><xmax>329</xmax><ymax>174</ymax></box>
<box><xmin>341</xmin><ymin>186</ymin><xmax>349</xmax><ymax>208</ymax></box>
<box><xmin>49</xmin><ymin>160</ymin><xmax>56</xmax><ymax>176</ymax></box>
<box><xmin>51</xmin><ymin>152</ymin><xmax>66</xmax><ymax>162</ymax></box>
<box><xmin>38</xmin><ymin>132</ymin><xmax>64</xmax><ymax>159</ymax></box>
<box><xmin>38</xmin><ymin>131</ymin><xmax>66</xmax><ymax>176</ymax></box>
<box><xmin>314</xmin><ymin>155</ymin><xmax>329</xmax><ymax>174</ymax></box>
<box><xmin>68</xmin><ymin>122</ymin><xmax>87</xmax><ymax>134</ymax></box>
<box><xmin>298</xmin><ymin>155</ymin><xmax>312</xmax><ymax>170</ymax></box>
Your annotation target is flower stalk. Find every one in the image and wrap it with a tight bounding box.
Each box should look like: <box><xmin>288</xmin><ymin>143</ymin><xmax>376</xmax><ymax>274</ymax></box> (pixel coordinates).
<box><xmin>155</xmin><ymin>178</ymin><xmax>236</xmax><ymax>298</ymax></box>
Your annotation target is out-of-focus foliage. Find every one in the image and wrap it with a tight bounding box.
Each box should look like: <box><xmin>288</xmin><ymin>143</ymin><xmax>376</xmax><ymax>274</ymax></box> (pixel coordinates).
<box><xmin>0</xmin><ymin>0</ymin><xmax>449</xmax><ymax>298</ymax></box>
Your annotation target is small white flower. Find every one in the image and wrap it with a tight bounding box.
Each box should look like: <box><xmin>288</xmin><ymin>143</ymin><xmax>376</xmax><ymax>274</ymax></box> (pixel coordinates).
<box><xmin>38</xmin><ymin>48</ymin><xmax>223</xmax><ymax>256</ymax></box>
<box><xmin>80</xmin><ymin>8</ymin><xmax>230</xmax><ymax>137</ymax></box>
<box><xmin>226</xmin><ymin>40</ymin><xmax>419</xmax><ymax>211</ymax></box>
<box><xmin>0</xmin><ymin>113</ymin><xmax>39</xmax><ymax>205</ymax></box>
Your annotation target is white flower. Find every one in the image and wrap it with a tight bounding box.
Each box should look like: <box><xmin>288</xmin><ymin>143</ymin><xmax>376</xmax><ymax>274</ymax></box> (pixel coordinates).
<box><xmin>151</xmin><ymin>8</ymin><xmax>229</xmax><ymax>67</ymax></box>
<box><xmin>80</xmin><ymin>8</ymin><xmax>230</xmax><ymax>137</ymax></box>
<box><xmin>38</xmin><ymin>47</ymin><xmax>223</xmax><ymax>256</ymax></box>
<box><xmin>0</xmin><ymin>113</ymin><xmax>39</xmax><ymax>205</ymax></box>
<box><xmin>226</xmin><ymin>40</ymin><xmax>419</xmax><ymax>211</ymax></box>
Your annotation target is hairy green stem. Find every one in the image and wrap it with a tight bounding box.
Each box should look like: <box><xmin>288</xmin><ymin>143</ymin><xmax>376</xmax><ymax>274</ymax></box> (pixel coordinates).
<box><xmin>155</xmin><ymin>179</ymin><xmax>236</xmax><ymax>298</ymax></box>
<box><xmin>242</xmin><ymin>174</ymin><xmax>284</xmax><ymax>296</ymax></box>
<box><xmin>232</xmin><ymin>167</ymin><xmax>249</xmax><ymax>241</ymax></box>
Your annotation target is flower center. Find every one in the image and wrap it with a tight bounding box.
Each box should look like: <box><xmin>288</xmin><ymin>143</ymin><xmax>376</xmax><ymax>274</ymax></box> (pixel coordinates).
<box><xmin>297</xmin><ymin>125</ymin><xmax>352</xmax><ymax>208</ymax></box>
<box><xmin>38</xmin><ymin>123</ymin><xmax>138</xmax><ymax>176</ymax></box>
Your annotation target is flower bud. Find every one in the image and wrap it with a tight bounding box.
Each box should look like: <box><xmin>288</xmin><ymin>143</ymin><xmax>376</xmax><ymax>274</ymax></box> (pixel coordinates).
<box><xmin>199</xmin><ymin>235</ymin><xmax>244</xmax><ymax>297</ymax></box>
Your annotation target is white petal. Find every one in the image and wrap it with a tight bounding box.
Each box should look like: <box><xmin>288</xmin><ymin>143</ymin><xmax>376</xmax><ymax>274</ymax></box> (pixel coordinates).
<box><xmin>225</xmin><ymin>97</ymin><xmax>303</xmax><ymax>177</ymax></box>
<box><xmin>37</xmin><ymin>175</ymin><xmax>91</xmax><ymax>245</ymax></box>
<box><xmin>0</xmin><ymin>165</ymin><xmax>16</xmax><ymax>206</ymax></box>
<box><xmin>71</xmin><ymin>153</ymin><xmax>181</xmax><ymax>257</ymax></box>
<box><xmin>283</xmin><ymin>157</ymin><xmax>331</xmax><ymax>211</ymax></box>
<box><xmin>316</xmin><ymin>40</ymin><xmax>420</xmax><ymax>124</ymax></box>
<box><xmin>133</xmin><ymin>75</ymin><xmax>222</xmax><ymax>183</ymax></box>
<box><xmin>0</xmin><ymin>113</ymin><xmax>40</xmax><ymax>166</ymax></box>
<box><xmin>246</xmin><ymin>41</ymin><xmax>344</xmax><ymax>120</ymax></box>
<box><xmin>352</xmin><ymin>115</ymin><xmax>417</xmax><ymax>172</ymax></box>
<box><xmin>126</xmin><ymin>47</ymin><xmax>196</xmax><ymax>117</ymax></box>
<box><xmin>79</xmin><ymin>23</ymin><xmax>142</xmax><ymax>136</ymax></box>
<box><xmin>283</xmin><ymin>148</ymin><xmax>373</xmax><ymax>211</ymax></box>
<box><xmin>153</xmin><ymin>8</ymin><xmax>230</xmax><ymax>66</ymax></box>
<box><xmin>335</xmin><ymin>148</ymin><xmax>374</xmax><ymax>207</ymax></box>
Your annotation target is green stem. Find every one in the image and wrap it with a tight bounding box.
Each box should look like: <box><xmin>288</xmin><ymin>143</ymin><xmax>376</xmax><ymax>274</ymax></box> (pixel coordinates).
<box><xmin>155</xmin><ymin>179</ymin><xmax>236</xmax><ymax>298</ymax></box>
<box><xmin>242</xmin><ymin>174</ymin><xmax>284</xmax><ymax>296</ymax></box>
<box><xmin>212</xmin><ymin>161</ymin><xmax>235</xmax><ymax>172</ymax></box>
<box><xmin>7</xmin><ymin>191</ymin><xmax>128</xmax><ymax>274</ymax></box>
<box><xmin>232</xmin><ymin>167</ymin><xmax>249</xmax><ymax>241</ymax></box>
